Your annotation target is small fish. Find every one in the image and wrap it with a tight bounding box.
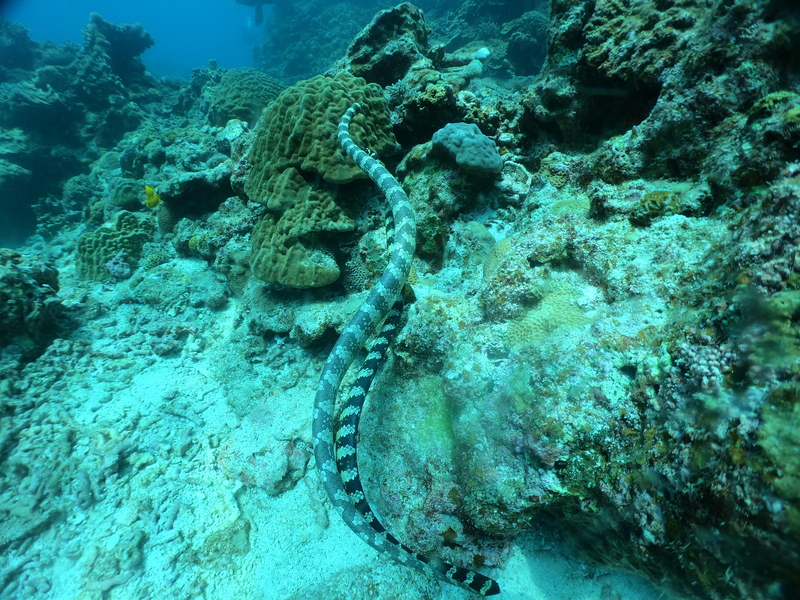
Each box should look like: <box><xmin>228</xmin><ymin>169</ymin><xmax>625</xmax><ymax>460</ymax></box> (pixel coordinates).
<box><xmin>144</xmin><ymin>185</ymin><xmax>161</xmax><ymax>208</ymax></box>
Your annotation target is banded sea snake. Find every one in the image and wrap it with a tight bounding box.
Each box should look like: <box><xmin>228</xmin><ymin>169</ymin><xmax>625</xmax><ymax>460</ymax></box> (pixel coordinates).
<box><xmin>311</xmin><ymin>103</ymin><xmax>501</xmax><ymax>596</ymax></box>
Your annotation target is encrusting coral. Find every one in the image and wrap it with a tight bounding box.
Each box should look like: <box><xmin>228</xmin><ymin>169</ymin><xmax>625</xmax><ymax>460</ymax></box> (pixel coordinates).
<box><xmin>76</xmin><ymin>211</ymin><xmax>153</xmax><ymax>280</ymax></box>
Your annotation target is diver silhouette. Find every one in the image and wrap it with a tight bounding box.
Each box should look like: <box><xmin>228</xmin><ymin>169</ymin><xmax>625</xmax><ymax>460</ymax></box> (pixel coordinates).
<box><xmin>235</xmin><ymin>0</ymin><xmax>274</xmax><ymax>27</ymax></box>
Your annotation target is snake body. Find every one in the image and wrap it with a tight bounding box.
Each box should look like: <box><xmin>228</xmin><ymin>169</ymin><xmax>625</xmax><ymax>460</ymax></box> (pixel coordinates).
<box><xmin>311</xmin><ymin>103</ymin><xmax>500</xmax><ymax>596</ymax></box>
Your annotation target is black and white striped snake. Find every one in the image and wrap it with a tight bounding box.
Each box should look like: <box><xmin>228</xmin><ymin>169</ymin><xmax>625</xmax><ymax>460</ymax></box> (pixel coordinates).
<box><xmin>311</xmin><ymin>103</ymin><xmax>500</xmax><ymax>596</ymax></box>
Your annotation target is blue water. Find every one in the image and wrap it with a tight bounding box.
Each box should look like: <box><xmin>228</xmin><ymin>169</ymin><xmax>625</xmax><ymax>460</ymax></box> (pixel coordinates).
<box><xmin>0</xmin><ymin>0</ymin><xmax>268</xmax><ymax>78</ymax></box>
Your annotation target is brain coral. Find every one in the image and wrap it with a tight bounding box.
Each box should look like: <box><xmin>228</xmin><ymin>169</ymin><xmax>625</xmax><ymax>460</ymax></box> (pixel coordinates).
<box><xmin>249</xmin><ymin>185</ymin><xmax>355</xmax><ymax>288</ymax></box>
<box><xmin>244</xmin><ymin>71</ymin><xmax>397</xmax><ymax>288</ymax></box>
<box><xmin>76</xmin><ymin>211</ymin><xmax>153</xmax><ymax>280</ymax></box>
<box><xmin>205</xmin><ymin>67</ymin><xmax>286</xmax><ymax>127</ymax></box>
<box><xmin>245</xmin><ymin>71</ymin><xmax>396</xmax><ymax>193</ymax></box>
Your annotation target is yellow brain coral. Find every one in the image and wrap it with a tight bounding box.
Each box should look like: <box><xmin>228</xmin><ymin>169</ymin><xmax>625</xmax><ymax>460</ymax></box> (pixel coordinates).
<box><xmin>244</xmin><ymin>71</ymin><xmax>397</xmax><ymax>288</ymax></box>
<box><xmin>245</xmin><ymin>71</ymin><xmax>397</xmax><ymax>197</ymax></box>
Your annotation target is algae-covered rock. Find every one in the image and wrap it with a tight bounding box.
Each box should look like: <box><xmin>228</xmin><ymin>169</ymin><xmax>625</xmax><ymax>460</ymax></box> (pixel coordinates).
<box><xmin>340</xmin><ymin>2</ymin><xmax>431</xmax><ymax>88</ymax></box>
<box><xmin>129</xmin><ymin>259</ymin><xmax>229</xmax><ymax>310</ymax></box>
<box><xmin>0</xmin><ymin>248</ymin><xmax>61</xmax><ymax>359</ymax></box>
<box><xmin>760</xmin><ymin>383</ymin><xmax>800</xmax><ymax>505</ymax></box>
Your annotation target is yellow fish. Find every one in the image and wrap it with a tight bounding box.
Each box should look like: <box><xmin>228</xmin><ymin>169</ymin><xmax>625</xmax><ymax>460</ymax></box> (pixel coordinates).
<box><xmin>144</xmin><ymin>185</ymin><xmax>161</xmax><ymax>209</ymax></box>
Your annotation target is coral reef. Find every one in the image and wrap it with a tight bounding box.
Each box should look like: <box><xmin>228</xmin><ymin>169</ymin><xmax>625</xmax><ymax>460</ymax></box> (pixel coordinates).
<box><xmin>337</xmin><ymin>2</ymin><xmax>508</xmax><ymax>146</ymax></box>
<box><xmin>339</xmin><ymin>2</ymin><xmax>434</xmax><ymax>88</ymax></box>
<box><xmin>2</xmin><ymin>2</ymin><xmax>800</xmax><ymax>600</ymax></box>
<box><xmin>0</xmin><ymin>13</ymin><xmax>159</xmax><ymax>245</ymax></box>
<box><xmin>0</xmin><ymin>19</ymin><xmax>36</xmax><ymax>81</ymax></box>
<box><xmin>254</xmin><ymin>0</ymin><xmax>394</xmax><ymax>83</ymax></box>
<box><xmin>431</xmin><ymin>121</ymin><xmax>504</xmax><ymax>176</ymax></box>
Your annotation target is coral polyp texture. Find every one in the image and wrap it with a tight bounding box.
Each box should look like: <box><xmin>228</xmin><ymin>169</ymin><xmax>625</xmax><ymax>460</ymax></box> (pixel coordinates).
<box><xmin>76</xmin><ymin>211</ymin><xmax>154</xmax><ymax>280</ymax></box>
<box><xmin>245</xmin><ymin>71</ymin><xmax>396</xmax><ymax>192</ymax></box>
<box><xmin>244</xmin><ymin>71</ymin><xmax>397</xmax><ymax>287</ymax></box>
<box><xmin>203</xmin><ymin>67</ymin><xmax>287</xmax><ymax>127</ymax></box>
